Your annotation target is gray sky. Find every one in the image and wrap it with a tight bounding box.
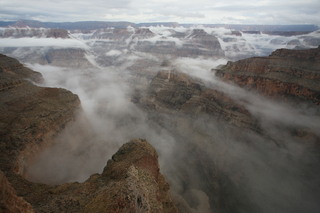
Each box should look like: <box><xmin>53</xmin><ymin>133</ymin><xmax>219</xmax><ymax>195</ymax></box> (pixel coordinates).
<box><xmin>1</xmin><ymin>0</ymin><xmax>320</xmax><ymax>25</ymax></box>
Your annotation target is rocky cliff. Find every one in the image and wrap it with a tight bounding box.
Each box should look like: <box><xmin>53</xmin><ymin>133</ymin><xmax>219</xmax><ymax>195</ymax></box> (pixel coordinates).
<box><xmin>215</xmin><ymin>46</ymin><xmax>320</xmax><ymax>105</ymax></box>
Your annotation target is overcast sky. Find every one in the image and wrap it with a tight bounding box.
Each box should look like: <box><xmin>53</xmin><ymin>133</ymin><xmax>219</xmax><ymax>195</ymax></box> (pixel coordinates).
<box><xmin>0</xmin><ymin>0</ymin><xmax>319</xmax><ymax>25</ymax></box>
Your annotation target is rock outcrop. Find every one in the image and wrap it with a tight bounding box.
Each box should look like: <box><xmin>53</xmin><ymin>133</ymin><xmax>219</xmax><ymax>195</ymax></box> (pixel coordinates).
<box><xmin>215</xmin><ymin>46</ymin><xmax>320</xmax><ymax>104</ymax></box>
<box><xmin>141</xmin><ymin>70</ymin><xmax>258</xmax><ymax>130</ymax></box>
<box><xmin>86</xmin><ymin>139</ymin><xmax>177</xmax><ymax>213</ymax></box>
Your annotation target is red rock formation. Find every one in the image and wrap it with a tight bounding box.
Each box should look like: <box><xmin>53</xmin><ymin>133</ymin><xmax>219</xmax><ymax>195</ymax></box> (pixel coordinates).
<box><xmin>215</xmin><ymin>46</ymin><xmax>320</xmax><ymax>104</ymax></box>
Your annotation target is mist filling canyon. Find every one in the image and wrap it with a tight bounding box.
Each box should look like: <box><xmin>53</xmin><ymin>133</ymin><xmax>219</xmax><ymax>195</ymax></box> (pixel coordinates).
<box><xmin>1</xmin><ymin>23</ymin><xmax>320</xmax><ymax>213</ymax></box>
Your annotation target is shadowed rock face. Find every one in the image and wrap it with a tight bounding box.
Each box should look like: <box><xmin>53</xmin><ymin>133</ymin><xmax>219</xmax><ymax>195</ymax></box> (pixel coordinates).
<box><xmin>215</xmin><ymin>46</ymin><xmax>320</xmax><ymax>105</ymax></box>
<box><xmin>0</xmin><ymin>54</ymin><xmax>177</xmax><ymax>213</ymax></box>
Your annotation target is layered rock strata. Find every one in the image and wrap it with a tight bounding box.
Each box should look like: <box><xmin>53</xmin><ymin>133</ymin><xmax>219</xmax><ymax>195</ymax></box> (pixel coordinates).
<box><xmin>215</xmin><ymin>46</ymin><xmax>320</xmax><ymax>105</ymax></box>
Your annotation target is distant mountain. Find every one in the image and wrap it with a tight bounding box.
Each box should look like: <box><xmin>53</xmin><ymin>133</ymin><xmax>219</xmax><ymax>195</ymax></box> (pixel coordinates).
<box><xmin>0</xmin><ymin>20</ymin><xmax>319</xmax><ymax>32</ymax></box>
<box><xmin>0</xmin><ymin>21</ymin><xmax>15</xmax><ymax>27</ymax></box>
<box><xmin>137</xmin><ymin>22</ymin><xmax>180</xmax><ymax>27</ymax></box>
<box><xmin>0</xmin><ymin>19</ymin><xmax>135</xmax><ymax>30</ymax></box>
<box><xmin>190</xmin><ymin>24</ymin><xmax>320</xmax><ymax>32</ymax></box>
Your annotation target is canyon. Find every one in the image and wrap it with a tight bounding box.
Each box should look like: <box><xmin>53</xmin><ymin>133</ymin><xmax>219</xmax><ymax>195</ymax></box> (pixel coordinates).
<box><xmin>0</xmin><ymin>22</ymin><xmax>320</xmax><ymax>212</ymax></box>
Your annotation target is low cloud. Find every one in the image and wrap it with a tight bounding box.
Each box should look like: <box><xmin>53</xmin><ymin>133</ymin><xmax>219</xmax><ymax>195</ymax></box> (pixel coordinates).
<box><xmin>0</xmin><ymin>37</ymin><xmax>89</xmax><ymax>49</ymax></box>
<box><xmin>105</xmin><ymin>49</ymin><xmax>122</xmax><ymax>56</ymax></box>
<box><xmin>173</xmin><ymin>56</ymin><xmax>320</xmax><ymax>133</ymax></box>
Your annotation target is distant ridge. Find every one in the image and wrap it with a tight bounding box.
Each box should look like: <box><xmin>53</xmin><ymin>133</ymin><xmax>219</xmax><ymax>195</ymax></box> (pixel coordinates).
<box><xmin>183</xmin><ymin>24</ymin><xmax>319</xmax><ymax>32</ymax></box>
<box><xmin>137</xmin><ymin>22</ymin><xmax>180</xmax><ymax>27</ymax></box>
<box><xmin>0</xmin><ymin>19</ymin><xmax>135</xmax><ymax>30</ymax></box>
<box><xmin>0</xmin><ymin>19</ymin><xmax>319</xmax><ymax>32</ymax></box>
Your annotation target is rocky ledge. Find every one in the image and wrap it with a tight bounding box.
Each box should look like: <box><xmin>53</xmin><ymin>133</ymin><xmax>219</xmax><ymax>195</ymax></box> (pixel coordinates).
<box><xmin>215</xmin><ymin>46</ymin><xmax>320</xmax><ymax>105</ymax></box>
